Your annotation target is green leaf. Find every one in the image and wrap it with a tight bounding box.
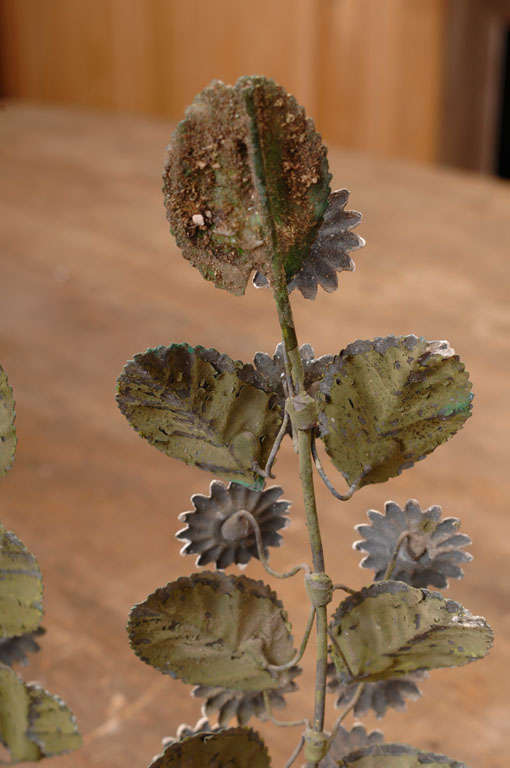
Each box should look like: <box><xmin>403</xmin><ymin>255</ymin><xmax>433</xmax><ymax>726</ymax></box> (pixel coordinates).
<box><xmin>329</xmin><ymin>581</ymin><xmax>492</xmax><ymax>684</ymax></box>
<box><xmin>163</xmin><ymin>76</ymin><xmax>330</xmax><ymax>295</ymax></box>
<box><xmin>149</xmin><ymin>726</ymin><xmax>271</xmax><ymax>768</ymax></box>
<box><xmin>128</xmin><ymin>572</ymin><xmax>295</xmax><ymax>690</ymax></box>
<box><xmin>316</xmin><ymin>336</ymin><xmax>472</xmax><ymax>488</ymax></box>
<box><xmin>0</xmin><ymin>522</ymin><xmax>43</xmax><ymax>640</ymax></box>
<box><xmin>116</xmin><ymin>344</ymin><xmax>283</xmax><ymax>488</ymax></box>
<box><xmin>336</xmin><ymin>743</ymin><xmax>466</xmax><ymax>767</ymax></box>
<box><xmin>0</xmin><ymin>365</ymin><xmax>16</xmax><ymax>477</ymax></box>
<box><xmin>25</xmin><ymin>684</ymin><xmax>82</xmax><ymax>758</ymax></box>
<box><xmin>0</xmin><ymin>663</ymin><xmax>81</xmax><ymax>762</ymax></box>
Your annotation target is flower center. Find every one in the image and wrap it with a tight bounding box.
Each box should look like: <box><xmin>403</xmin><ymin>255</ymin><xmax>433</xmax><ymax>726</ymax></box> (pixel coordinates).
<box><xmin>221</xmin><ymin>511</ymin><xmax>251</xmax><ymax>542</ymax></box>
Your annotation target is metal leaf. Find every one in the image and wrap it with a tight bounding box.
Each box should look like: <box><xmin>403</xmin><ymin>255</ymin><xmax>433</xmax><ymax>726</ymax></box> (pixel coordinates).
<box><xmin>288</xmin><ymin>189</ymin><xmax>365</xmax><ymax>300</ymax></box>
<box><xmin>329</xmin><ymin>581</ymin><xmax>493</xmax><ymax>684</ymax></box>
<box><xmin>163</xmin><ymin>76</ymin><xmax>330</xmax><ymax>295</ymax></box>
<box><xmin>177</xmin><ymin>481</ymin><xmax>291</xmax><ymax>569</ymax></box>
<box><xmin>326</xmin><ymin>662</ymin><xmax>426</xmax><ymax>719</ymax></box>
<box><xmin>25</xmin><ymin>684</ymin><xmax>82</xmax><ymax>758</ymax></box>
<box><xmin>128</xmin><ymin>572</ymin><xmax>295</xmax><ymax>690</ymax></box>
<box><xmin>0</xmin><ymin>522</ymin><xmax>43</xmax><ymax>640</ymax></box>
<box><xmin>320</xmin><ymin>724</ymin><xmax>383</xmax><ymax>768</ymax></box>
<box><xmin>0</xmin><ymin>365</ymin><xmax>16</xmax><ymax>477</ymax></box>
<box><xmin>354</xmin><ymin>500</ymin><xmax>472</xmax><ymax>589</ymax></box>
<box><xmin>317</xmin><ymin>336</ymin><xmax>473</xmax><ymax>488</ymax></box>
<box><xmin>149</xmin><ymin>726</ymin><xmax>271</xmax><ymax>768</ymax></box>
<box><xmin>192</xmin><ymin>665</ymin><xmax>301</xmax><ymax>727</ymax></box>
<box><xmin>116</xmin><ymin>344</ymin><xmax>283</xmax><ymax>489</ymax></box>
<box><xmin>336</xmin><ymin>743</ymin><xmax>466</xmax><ymax>767</ymax></box>
<box><xmin>0</xmin><ymin>663</ymin><xmax>81</xmax><ymax>762</ymax></box>
<box><xmin>0</xmin><ymin>628</ymin><xmax>45</xmax><ymax>668</ymax></box>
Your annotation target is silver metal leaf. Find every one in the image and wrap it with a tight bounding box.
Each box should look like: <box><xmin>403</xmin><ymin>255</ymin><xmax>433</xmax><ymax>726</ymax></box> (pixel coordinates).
<box><xmin>192</xmin><ymin>665</ymin><xmax>301</xmax><ymax>727</ymax></box>
<box><xmin>326</xmin><ymin>662</ymin><xmax>426</xmax><ymax>719</ymax></box>
<box><xmin>176</xmin><ymin>481</ymin><xmax>291</xmax><ymax>569</ymax></box>
<box><xmin>354</xmin><ymin>499</ymin><xmax>472</xmax><ymax>588</ymax></box>
<box><xmin>287</xmin><ymin>189</ymin><xmax>365</xmax><ymax>300</ymax></box>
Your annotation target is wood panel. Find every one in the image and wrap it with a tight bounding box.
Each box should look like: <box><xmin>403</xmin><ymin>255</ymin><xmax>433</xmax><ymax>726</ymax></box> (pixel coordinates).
<box><xmin>0</xmin><ymin>0</ymin><xmax>447</xmax><ymax>164</ymax></box>
<box><xmin>316</xmin><ymin>0</ymin><xmax>446</xmax><ymax>162</ymax></box>
<box><xmin>439</xmin><ymin>0</ymin><xmax>506</xmax><ymax>173</ymax></box>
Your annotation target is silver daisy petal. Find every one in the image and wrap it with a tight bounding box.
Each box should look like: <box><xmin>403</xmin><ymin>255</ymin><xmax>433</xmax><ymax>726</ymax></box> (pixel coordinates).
<box><xmin>326</xmin><ymin>662</ymin><xmax>426</xmax><ymax>719</ymax></box>
<box><xmin>176</xmin><ymin>480</ymin><xmax>291</xmax><ymax>569</ymax></box>
<box><xmin>320</xmin><ymin>723</ymin><xmax>384</xmax><ymax>768</ymax></box>
<box><xmin>288</xmin><ymin>189</ymin><xmax>365</xmax><ymax>300</ymax></box>
<box><xmin>353</xmin><ymin>499</ymin><xmax>472</xmax><ymax>588</ymax></box>
<box><xmin>192</xmin><ymin>666</ymin><xmax>301</xmax><ymax>727</ymax></box>
<box><xmin>251</xmin><ymin>342</ymin><xmax>334</xmax><ymax>399</ymax></box>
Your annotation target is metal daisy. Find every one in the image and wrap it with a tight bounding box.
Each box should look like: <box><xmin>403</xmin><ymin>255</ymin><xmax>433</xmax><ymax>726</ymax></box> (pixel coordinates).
<box><xmin>326</xmin><ymin>662</ymin><xmax>426</xmax><ymax>719</ymax></box>
<box><xmin>192</xmin><ymin>665</ymin><xmax>301</xmax><ymax>727</ymax></box>
<box><xmin>176</xmin><ymin>481</ymin><xmax>291</xmax><ymax>569</ymax></box>
<box><xmin>354</xmin><ymin>499</ymin><xmax>472</xmax><ymax>588</ymax></box>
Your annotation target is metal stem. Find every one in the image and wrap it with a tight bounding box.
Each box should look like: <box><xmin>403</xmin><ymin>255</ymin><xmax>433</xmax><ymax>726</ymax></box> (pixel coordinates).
<box><xmin>267</xmin><ymin>605</ymin><xmax>316</xmax><ymax>671</ymax></box>
<box><xmin>311</xmin><ymin>435</ymin><xmax>359</xmax><ymax>501</ymax></box>
<box><xmin>238</xmin><ymin>510</ymin><xmax>310</xmax><ymax>580</ymax></box>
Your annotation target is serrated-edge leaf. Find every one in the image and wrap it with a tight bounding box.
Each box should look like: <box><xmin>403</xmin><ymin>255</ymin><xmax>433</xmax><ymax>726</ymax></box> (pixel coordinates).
<box><xmin>149</xmin><ymin>726</ymin><xmax>271</xmax><ymax>768</ymax></box>
<box><xmin>317</xmin><ymin>335</ymin><xmax>473</xmax><ymax>488</ymax></box>
<box><xmin>0</xmin><ymin>365</ymin><xmax>16</xmax><ymax>477</ymax></box>
<box><xmin>116</xmin><ymin>343</ymin><xmax>283</xmax><ymax>488</ymax></box>
<box><xmin>128</xmin><ymin>572</ymin><xmax>295</xmax><ymax>690</ymax></box>
<box><xmin>337</xmin><ymin>742</ymin><xmax>467</xmax><ymax>767</ymax></box>
<box><xmin>0</xmin><ymin>522</ymin><xmax>43</xmax><ymax>639</ymax></box>
<box><xmin>329</xmin><ymin>581</ymin><xmax>493</xmax><ymax>683</ymax></box>
<box><xmin>0</xmin><ymin>664</ymin><xmax>81</xmax><ymax>762</ymax></box>
<box><xmin>163</xmin><ymin>76</ymin><xmax>330</xmax><ymax>295</ymax></box>
<box><xmin>26</xmin><ymin>684</ymin><xmax>82</xmax><ymax>757</ymax></box>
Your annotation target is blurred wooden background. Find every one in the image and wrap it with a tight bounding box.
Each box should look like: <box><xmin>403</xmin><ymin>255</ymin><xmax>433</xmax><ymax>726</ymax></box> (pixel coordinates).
<box><xmin>1</xmin><ymin>0</ymin><xmax>509</xmax><ymax>172</ymax></box>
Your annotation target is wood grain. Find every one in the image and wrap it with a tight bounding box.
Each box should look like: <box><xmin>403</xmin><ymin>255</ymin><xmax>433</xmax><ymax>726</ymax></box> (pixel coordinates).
<box><xmin>0</xmin><ymin>103</ymin><xmax>508</xmax><ymax>768</ymax></box>
<box><xmin>0</xmin><ymin>0</ymin><xmax>446</xmax><ymax>163</ymax></box>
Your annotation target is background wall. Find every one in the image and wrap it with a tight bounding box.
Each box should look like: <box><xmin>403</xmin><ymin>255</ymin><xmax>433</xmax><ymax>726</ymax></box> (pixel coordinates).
<box><xmin>1</xmin><ymin>0</ymin><xmax>508</xmax><ymax>172</ymax></box>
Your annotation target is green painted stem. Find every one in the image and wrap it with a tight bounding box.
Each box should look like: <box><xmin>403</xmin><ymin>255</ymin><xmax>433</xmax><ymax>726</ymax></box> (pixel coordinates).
<box><xmin>271</xmin><ymin>265</ymin><xmax>329</xmax><ymax>765</ymax></box>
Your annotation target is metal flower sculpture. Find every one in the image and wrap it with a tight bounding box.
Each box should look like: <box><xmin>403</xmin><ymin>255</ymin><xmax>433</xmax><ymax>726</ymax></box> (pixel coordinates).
<box><xmin>116</xmin><ymin>75</ymin><xmax>493</xmax><ymax>768</ymax></box>
<box><xmin>354</xmin><ymin>499</ymin><xmax>472</xmax><ymax>588</ymax></box>
<box><xmin>176</xmin><ymin>481</ymin><xmax>291</xmax><ymax>569</ymax></box>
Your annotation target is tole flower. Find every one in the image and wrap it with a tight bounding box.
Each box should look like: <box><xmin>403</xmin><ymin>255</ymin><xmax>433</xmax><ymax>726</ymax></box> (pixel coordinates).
<box><xmin>161</xmin><ymin>718</ymin><xmax>218</xmax><ymax>748</ymax></box>
<box><xmin>176</xmin><ymin>481</ymin><xmax>291</xmax><ymax>569</ymax></box>
<box><xmin>320</xmin><ymin>724</ymin><xmax>384</xmax><ymax>768</ymax></box>
<box><xmin>287</xmin><ymin>189</ymin><xmax>365</xmax><ymax>300</ymax></box>
<box><xmin>327</xmin><ymin>662</ymin><xmax>426</xmax><ymax>719</ymax></box>
<box><xmin>192</xmin><ymin>666</ymin><xmax>301</xmax><ymax>727</ymax></box>
<box><xmin>354</xmin><ymin>499</ymin><xmax>472</xmax><ymax>588</ymax></box>
<box><xmin>0</xmin><ymin>627</ymin><xmax>45</xmax><ymax>667</ymax></box>
<box><xmin>250</xmin><ymin>342</ymin><xmax>333</xmax><ymax>399</ymax></box>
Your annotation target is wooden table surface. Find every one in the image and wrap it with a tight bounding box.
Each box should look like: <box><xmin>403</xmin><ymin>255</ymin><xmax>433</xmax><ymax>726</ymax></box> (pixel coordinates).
<box><xmin>1</xmin><ymin>103</ymin><xmax>509</xmax><ymax>768</ymax></box>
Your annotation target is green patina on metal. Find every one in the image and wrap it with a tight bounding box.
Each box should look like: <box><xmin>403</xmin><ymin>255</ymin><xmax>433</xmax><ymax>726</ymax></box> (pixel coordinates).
<box><xmin>329</xmin><ymin>581</ymin><xmax>493</xmax><ymax>684</ymax></box>
<box><xmin>163</xmin><ymin>76</ymin><xmax>330</xmax><ymax>294</ymax></box>
<box><xmin>149</xmin><ymin>726</ymin><xmax>271</xmax><ymax>768</ymax></box>
<box><xmin>316</xmin><ymin>336</ymin><xmax>473</xmax><ymax>488</ymax></box>
<box><xmin>0</xmin><ymin>364</ymin><xmax>16</xmax><ymax>477</ymax></box>
<box><xmin>0</xmin><ymin>522</ymin><xmax>43</xmax><ymax>640</ymax></box>
<box><xmin>116</xmin><ymin>343</ymin><xmax>283</xmax><ymax>489</ymax></box>
<box><xmin>336</xmin><ymin>743</ymin><xmax>466</xmax><ymax>767</ymax></box>
<box><xmin>0</xmin><ymin>664</ymin><xmax>81</xmax><ymax>762</ymax></box>
<box><xmin>128</xmin><ymin>572</ymin><xmax>295</xmax><ymax>691</ymax></box>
